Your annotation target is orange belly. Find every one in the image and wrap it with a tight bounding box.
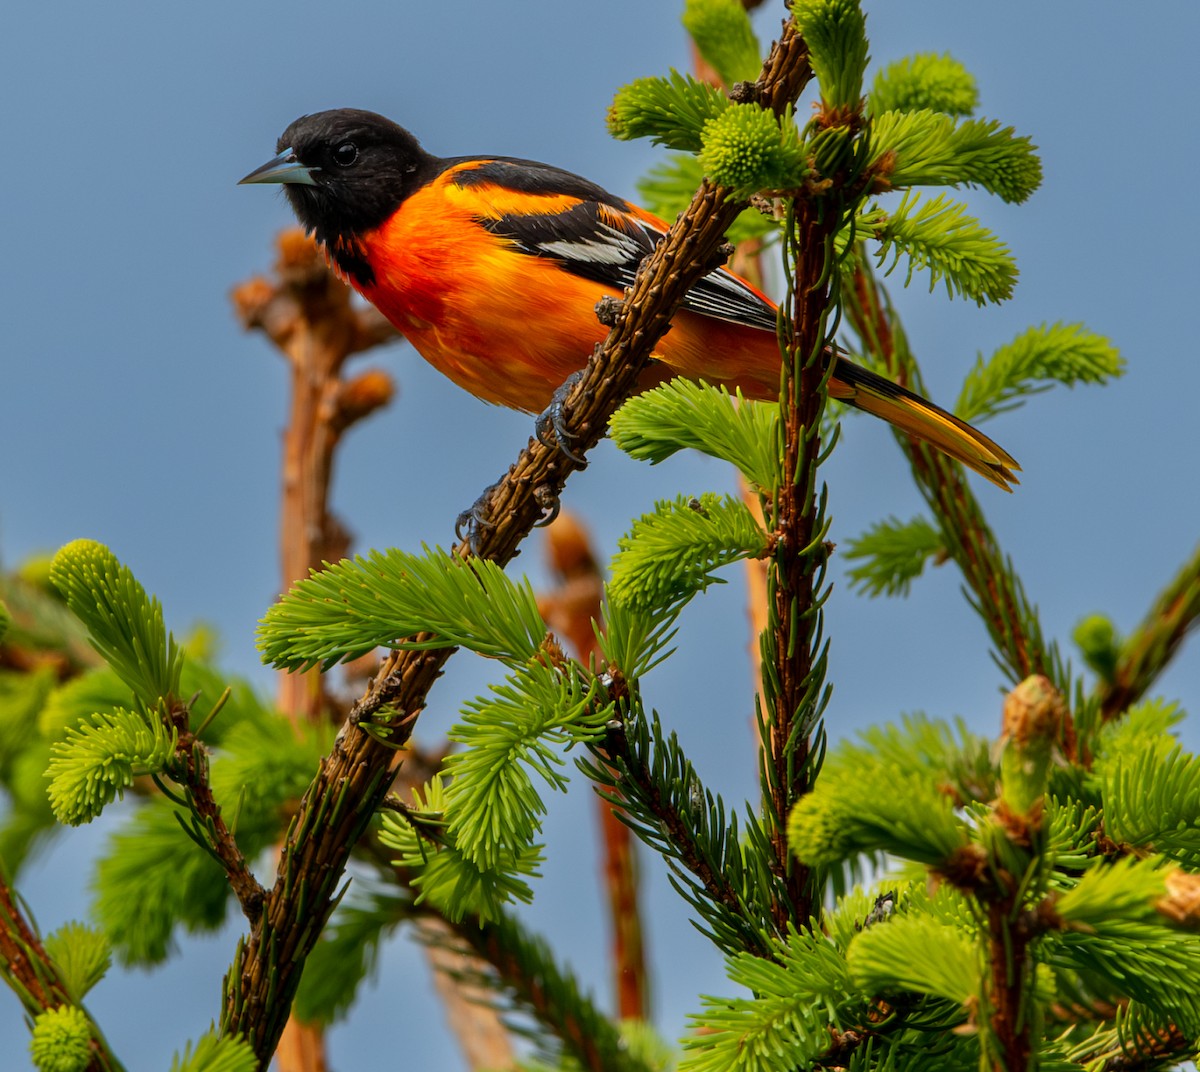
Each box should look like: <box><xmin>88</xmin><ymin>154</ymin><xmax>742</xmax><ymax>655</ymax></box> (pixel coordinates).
<box><xmin>353</xmin><ymin>175</ymin><xmax>781</xmax><ymax>411</ymax></box>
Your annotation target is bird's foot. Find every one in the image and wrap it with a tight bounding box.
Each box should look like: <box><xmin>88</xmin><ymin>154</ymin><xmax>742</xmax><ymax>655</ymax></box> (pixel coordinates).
<box><xmin>533</xmin><ymin>483</ymin><xmax>561</xmax><ymax>529</ymax></box>
<box><xmin>535</xmin><ymin>370</ymin><xmax>587</xmax><ymax>465</ymax></box>
<box><xmin>455</xmin><ymin>483</ymin><xmax>499</xmax><ymax>556</ymax></box>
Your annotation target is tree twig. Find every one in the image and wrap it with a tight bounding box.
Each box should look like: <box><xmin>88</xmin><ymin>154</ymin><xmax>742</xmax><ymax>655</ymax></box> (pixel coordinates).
<box><xmin>1098</xmin><ymin>540</ymin><xmax>1200</xmax><ymax>721</ymax></box>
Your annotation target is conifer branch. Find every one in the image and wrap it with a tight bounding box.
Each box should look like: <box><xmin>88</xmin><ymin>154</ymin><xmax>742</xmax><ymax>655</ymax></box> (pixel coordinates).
<box><xmin>445</xmin><ymin>910</ymin><xmax>652</xmax><ymax>1072</ymax></box>
<box><xmin>0</xmin><ymin>868</ymin><xmax>123</xmax><ymax>1071</ymax></box>
<box><xmin>844</xmin><ymin>260</ymin><xmax>1066</xmax><ymax>690</ymax></box>
<box><xmin>1098</xmin><ymin>541</ymin><xmax>1200</xmax><ymax>722</ymax></box>
<box><xmin>170</xmin><ymin>715</ymin><xmax>267</xmax><ymax>927</ymax></box>
<box><xmin>220</xmin><ymin>24</ymin><xmax>816</xmax><ymax>1066</ymax></box>
<box><xmin>760</xmin><ymin>194</ymin><xmax>836</xmax><ymax>930</ymax></box>
<box><xmin>585</xmin><ymin>710</ymin><xmax>782</xmax><ymax>958</ymax></box>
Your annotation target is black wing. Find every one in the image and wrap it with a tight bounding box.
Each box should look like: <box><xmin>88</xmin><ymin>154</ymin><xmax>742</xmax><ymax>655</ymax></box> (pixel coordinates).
<box><xmin>452</xmin><ymin>158</ymin><xmax>777</xmax><ymax>333</ymax></box>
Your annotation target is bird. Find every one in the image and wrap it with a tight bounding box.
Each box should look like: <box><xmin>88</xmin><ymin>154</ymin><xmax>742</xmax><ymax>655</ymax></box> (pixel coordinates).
<box><xmin>240</xmin><ymin>108</ymin><xmax>1019</xmax><ymax>489</ymax></box>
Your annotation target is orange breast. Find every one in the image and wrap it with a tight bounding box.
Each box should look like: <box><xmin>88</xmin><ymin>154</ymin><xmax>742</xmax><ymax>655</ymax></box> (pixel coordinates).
<box><xmin>352</xmin><ymin>171</ymin><xmax>782</xmax><ymax>410</ymax></box>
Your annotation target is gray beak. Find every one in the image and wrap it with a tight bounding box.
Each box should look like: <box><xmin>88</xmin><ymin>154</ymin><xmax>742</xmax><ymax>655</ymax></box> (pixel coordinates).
<box><xmin>238</xmin><ymin>148</ymin><xmax>319</xmax><ymax>186</ymax></box>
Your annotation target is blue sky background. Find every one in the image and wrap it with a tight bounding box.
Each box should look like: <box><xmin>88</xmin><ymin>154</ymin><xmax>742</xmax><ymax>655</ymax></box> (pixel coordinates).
<box><xmin>2</xmin><ymin>2</ymin><xmax>1198</xmax><ymax>1068</ymax></box>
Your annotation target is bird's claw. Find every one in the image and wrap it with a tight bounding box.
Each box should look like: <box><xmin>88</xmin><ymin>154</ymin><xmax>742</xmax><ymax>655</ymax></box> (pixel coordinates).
<box><xmin>533</xmin><ymin>484</ymin><xmax>561</xmax><ymax>528</ymax></box>
<box><xmin>455</xmin><ymin>483</ymin><xmax>498</xmax><ymax>556</ymax></box>
<box><xmin>534</xmin><ymin>370</ymin><xmax>587</xmax><ymax>465</ymax></box>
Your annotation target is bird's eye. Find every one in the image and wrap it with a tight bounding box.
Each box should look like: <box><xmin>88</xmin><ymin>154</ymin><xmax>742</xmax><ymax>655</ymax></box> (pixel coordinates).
<box><xmin>332</xmin><ymin>141</ymin><xmax>358</xmax><ymax>167</ymax></box>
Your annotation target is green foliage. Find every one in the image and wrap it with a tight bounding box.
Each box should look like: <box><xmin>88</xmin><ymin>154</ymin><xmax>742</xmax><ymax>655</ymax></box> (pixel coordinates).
<box><xmin>1100</xmin><ymin>736</ymin><xmax>1200</xmax><ymax>867</ymax></box>
<box><xmin>294</xmin><ymin>886</ymin><xmax>408</xmax><ymax>1025</ymax></box>
<box><xmin>209</xmin><ymin>716</ymin><xmax>333</xmax><ymax>849</ymax></box>
<box><xmin>618</xmin><ymin>1020</ymin><xmax>676</xmax><ymax>1072</ymax></box>
<box><xmin>0</xmin><ymin>667</ymin><xmax>59</xmax><ymax>866</ymax></box>
<box><xmin>37</xmin><ymin>667</ymin><xmax>133</xmax><ymax>742</ymax></box>
<box><xmin>1054</xmin><ymin>856</ymin><xmax>1168</xmax><ymax>928</ymax></box>
<box><xmin>844</xmin><ymin>514</ymin><xmax>945</xmax><ymax>597</ymax></box>
<box><xmin>38</xmin><ymin>658</ymin><xmax>269</xmax><ymax>747</ymax></box>
<box><xmin>682</xmin><ymin>0</ymin><xmax>761</xmax><ymax>86</ymax></box>
<box><xmin>0</xmin><ymin>665</ymin><xmax>54</xmax><ymax>777</ymax></box>
<box><xmin>955</xmin><ymin>322</ymin><xmax>1123</xmax><ymax>424</ymax></box>
<box><xmin>698</xmin><ymin>105</ymin><xmax>807</xmax><ymax>195</ymax></box>
<box><xmin>608</xmin><ymin>494</ymin><xmax>768</xmax><ymax>614</ymax></box>
<box><xmin>579</xmin><ymin>706</ymin><xmax>783</xmax><ymax>957</ymax></box>
<box><xmin>868</xmin><ymin>53</ymin><xmax>978</xmax><ymax>117</ymax></box>
<box><xmin>444</xmin><ymin>659</ymin><xmax>611</xmax><ymax>870</ymax></box>
<box><xmin>1095</xmin><ymin>698</ymin><xmax>1182</xmax><ymax>762</ymax></box>
<box><xmin>169</xmin><ymin>1032</ymin><xmax>257</xmax><ymax>1072</ymax></box>
<box><xmin>862</xmin><ymin>191</ymin><xmax>1017</xmax><ymax>304</ymax></box>
<box><xmin>1073</xmin><ymin>613</ymin><xmax>1121</xmax><ymax>683</ymax></box>
<box><xmin>28</xmin><ymin>1004</ymin><xmax>92</xmax><ymax>1072</ymax></box>
<box><xmin>608</xmin><ymin>71</ymin><xmax>730</xmax><ymax>151</ymax></box>
<box><xmin>599</xmin><ymin>596</ymin><xmax>681</xmax><ymax>680</ymax></box>
<box><xmin>871</xmin><ymin>109</ymin><xmax>1041</xmax><ymax>204</ymax></box>
<box><xmin>92</xmin><ymin>797</ymin><xmax>231</xmax><ymax>964</ymax></box>
<box><xmin>838</xmin><ymin>713</ymin><xmax>995</xmax><ymax>805</ymax></box>
<box><xmin>681</xmin><ymin>927</ymin><xmax>858</xmax><ymax>1071</ymax></box>
<box><xmin>379</xmin><ymin>776</ymin><xmax>542</xmax><ymax>922</ymax></box>
<box><xmin>791</xmin><ymin>0</ymin><xmax>869</xmax><ymax>111</ymax></box>
<box><xmin>611</xmin><ymin>377</ymin><xmax>781</xmax><ymax>491</ymax></box>
<box><xmin>44</xmin><ymin>922</ymin><xmax>111</xmax><ymax>1000</ymax></box>
<box><xmin>48</xmin><ymin>539</ymin><xmax>182</xmax><ymax>708</ymax></box>
<box><xmin>258</xmin><ymin>545</ymin><xmax>549</xmax><ymax>671</ymax></box>
<box><xmin>847</xmin><ymin>913</ymin><xmax>979</xmax><ymax>1004</ymax></box>
<box><xmin>1046</xmin><ymin>858</ymin><xmax>1200</xmax><ymax>1019</ymax></box>
<box><xmin>0</xmin><ymin>744</ymin><xmax>57</xmax><ymax>872</ymax></box>
<box><xmin>787</xmin><ymin>723</ymin><xmax>973</xmax><ymax>867</ymax></box>
<box><xmin>0</xmin><ymin>599</ymin><xmax>10</xmax><ymax>643</ymax></box>
<box><xmin>467</xmin><ymin>911</ymin><xmax>655</xmax><ymax>1072</ymax></box>
<box><xmin>45</xmin><ymin>707</ymin><xmax>176</xmax><ymax>826</ymax></box>
<box><xmin>637</xmin><ymin>154</ymin><xmax>778</xmax><ymax>242</ymax></box>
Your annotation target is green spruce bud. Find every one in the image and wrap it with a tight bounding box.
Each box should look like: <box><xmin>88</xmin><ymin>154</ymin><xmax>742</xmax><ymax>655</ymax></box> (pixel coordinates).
<box><xmin>17</xmin><ymin>552</ymin><xmax>58</xmax><ymax>596</ymax></box>
<box><xmin>791</xmin><ymin>0</ymin><xmax>868</xmax><ymax>111</ymax></box>
<box><xmin>869</xmin><ymin>53</ymin><xmax>979</xmax><ymax>118</ymax></box>
<box><xmin>49</xmin><ymin>539</ymin><xmax>181</xmax><ymax>707</ymax></box>
<box><xmin>809</xmin><ymin>124</ymin><xmax>855</xmax><ymax>179</ymax></box>
<box><xmin>608</xmin><ymin>72</ymin><xmax>729</xmax><ymax>152</ymax></box>
<box><xmin>1073</xmin><ymin>613</ymin><xmax>1120</xmax><ymax>682</ymax></box>
<box><xmin>787</xmin><ymin>793</ymin><xmax>853</xmax><ymax>866</ymax></box>
<box><xmin>46</xmin><ymin>707</ymin><xmax>175</xmax><ymax>825</ymax></box>
<box><xmin>45</xmin><ymin>922</ymin><xmax>112</xmax><ymax>1000</ymax></box>
<box><xmin>699</xmin><ymin>104</ymin><xmax>806</xmax><ymax>195</ymax></box>
<box><xmin>998</xmin><ymin>675</ymin><xmax>1067</xmax><ymax>833</ymax></box>
<box><xmin>29</xmin><ymin>1005</ymin><xmax>92</xmax><ymax>1072</ymax></box>
<box><xmin>682</xmin><ymin>0</ymin><xmax>762</xmax><ymax>86</ymax></box>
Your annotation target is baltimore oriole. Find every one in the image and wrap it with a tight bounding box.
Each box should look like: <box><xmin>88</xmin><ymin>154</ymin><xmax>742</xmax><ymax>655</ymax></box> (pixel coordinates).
<box><xmin>241</xmin><ymin>108</ymin><xmax>1019</xmax><ymax>489</ymax></box>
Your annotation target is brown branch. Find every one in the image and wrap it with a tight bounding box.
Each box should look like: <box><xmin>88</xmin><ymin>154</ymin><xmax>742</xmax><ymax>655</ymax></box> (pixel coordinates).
<box><xmin>172</xmin><ymin>725</ymin><xmax>266</xmax><ymax>925</ymax></box>
<box><xmin>1098</xmin><ymin>540</ymin><xmax>1200</xmax><ymax>721</ymax></box>
<box><xmin>415</xmin><ymin>916</ymin><xmax>517</xmax><ymax>1071</ymax></box>
<box><xmin>983</xmin><ymin>894</ymin><xmax>1036</xmax><ymax>1072</ymax></box>
<box><xmin>594</xmin><ymin>715</ymin><xmax>768</xmax><ymax>954</ymax></box>
<box><xmin>0</xmin><ymin>869</ymin><xmax>122</xmax><ymax>1072</ymax></box>
<box><xmin>233</xmin><ymin>228</ymin><xmax>400</xmax><ymax>1072</ymax></box>
<box><xmin>232</xmin><ymin>228</ymin><xmax>398</xmax><ymax>728</ymax></box>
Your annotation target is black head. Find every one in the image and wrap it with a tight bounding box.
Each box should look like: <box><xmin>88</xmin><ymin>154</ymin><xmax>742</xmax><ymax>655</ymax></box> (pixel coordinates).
<box><xmin>240</xmin><ymin>109</ymin><xmax>437</xmax><ymax>245</ymax></box>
